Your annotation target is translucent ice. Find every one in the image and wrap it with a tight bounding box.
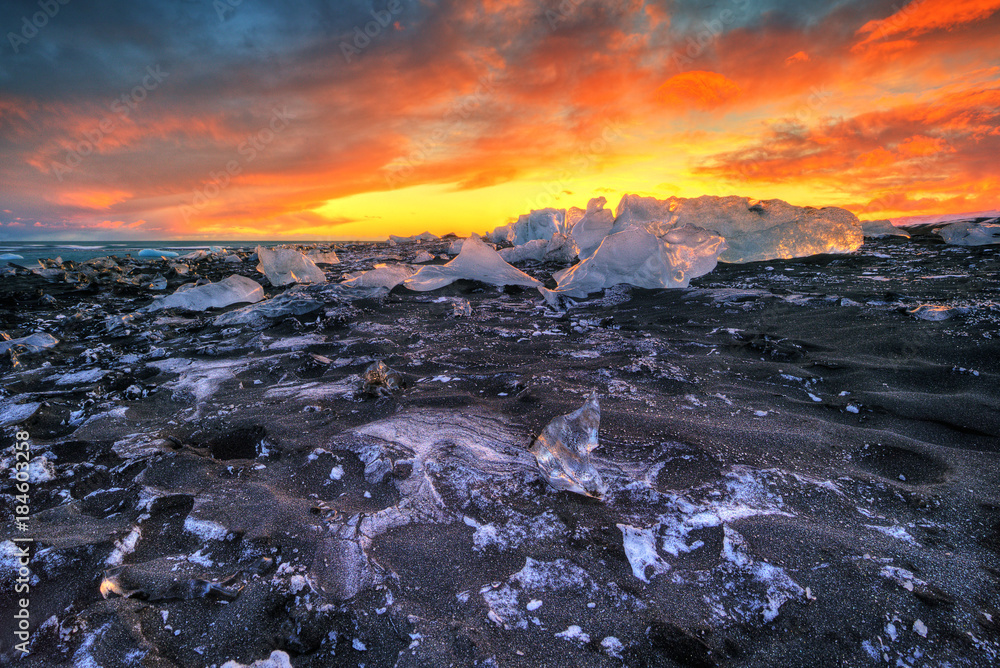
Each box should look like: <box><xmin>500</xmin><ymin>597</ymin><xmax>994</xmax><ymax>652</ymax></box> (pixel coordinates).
<box><xmin>138</xmin><ymin>249</ymin><xmax>179</xmax><ymax>258</ymax></box>
<box><xmin>447</xmin><ymin>238</ymin><xmax>465</xmax><ymax>255</ymax></box>
<box><xmin>412</xmin><ymin>251</ymin><xmax>435</xmax><ymax>263</ymax></box>
<box><xmin>541</xmin><ymin>226</ymin><xmax>726</xmax><ymax>304</ymax></box>
<box><xmin>213</xmin><ymin>288</ymin><xmax>325</xmax><ymax>328</ymax></box>
<box><xmin>567</xmin><ymin>197</ymin><xmax>615</xmax><ymax>259</ymax></box>
<box><xmin>861</xmin><ymin>219</ymin><xmax>910</xmax><ymax>238</ymax></box>
<box><xmin>499</xmin><ymin>239</ymin><xmax>547</xmax><ymax>263</ymax></box>
<box><xmin>362</xmin><ymin>360</ymin><xmax>404</xmax><ymax>396</ymax></box>
<box><xmin>530</xmin><ymin>391</ymin><xmax>607</xmax><ymax>498</ymax></box>
<box><xmin>0</xmin><ymin>253</ymin><xmax>24</xmax><ymax>260</ymax></box>
<box><xmin>142</xmin><ymin>275</ymin><xmax>264</xmax><ymax>312</ymax></box>
<box><xmin>256</xmin><ymin>246</ymin><xmax>327</xmax><ymax>286</ymax></box>
<box><xmin>487</xmin><ymin>208</ymin><xmax>566</xmax><ymax>246</ymax></box>
<box><xmin>0</xmin><ymin>332</ymin><xmax>59</xmax><ymax>354</ymax></box>
<box><xmin>611</xmin><ymin>194</ymin><xmax>862</xmax><ymax>263</ymax></box>
<box><xmin>938</xmin><ymin>221</ymin><xmax>1000</xmax><ymax>246</ymax></box>
<box><xmin>404</xmin><ymin>235</ymin><xmax>542</xmax><ymax>291</ymax></box>
<box><xmin>306</xmin><ymin>249</ymin><xmax>340</xmax><ymax>264</ymax></box>
<box><xmin>341</xmin><ymin>263</ymin><xmax>414</xmax><ymax>290</ymax></box>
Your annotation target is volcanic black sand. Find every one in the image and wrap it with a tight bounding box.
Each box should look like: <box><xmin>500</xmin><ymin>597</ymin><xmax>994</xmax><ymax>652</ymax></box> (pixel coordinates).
<box><xmin>1</xmin><ymin>233</ymin><xmax>999</xmax><ymax>667</ymax></box>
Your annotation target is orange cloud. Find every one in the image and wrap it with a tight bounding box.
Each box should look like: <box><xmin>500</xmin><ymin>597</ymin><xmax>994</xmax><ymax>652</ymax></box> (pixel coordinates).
<box><xmin>856</xmin><ymin>0</ymin><xmax>1000</xmax><ymax>47</ymax></box>
<box><xmin>656</xmin><ymin>71</ymin><xmax>742</xmax><ymax>110</ymax></box>
<box><xmin>784</xmin><ymin>51</ymin><xmax>810</xmax><ymax>66</ymax></box>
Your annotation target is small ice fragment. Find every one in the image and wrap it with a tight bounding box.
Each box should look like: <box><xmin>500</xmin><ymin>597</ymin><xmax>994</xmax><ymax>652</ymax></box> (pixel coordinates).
<box><xmin>0</xmin><ymin>253</ymin><xmax>24</xmax><ymax>260</ymax></box>
<box><xmin>618</xmin><ymin>523</ymin><xmax>670</xmax><ymax>582</ymax></box>
<box><xmin>138</xmin><ymin>249</ymin><xmax>179</xmax><ymax>258</ymax></box>
<box><xmin>412</xmin><ymin>251</ymin><xmax>435</xmax><ymax>263</ymax></box>
<box><xmin>846</xmin><ymin>405</ymin><xmax>859</xmax><ymax>414</ymax></box>
<box><xmin>329</xmin><ymin>465</ymin><xmax>344</xmax><ymax>480</ymax></box>
<box><xmin>938</xmin><ymin>221</ymin><xmax>1000</xmax><ymax>246</ymax></box>
<box><xmin>526</xmin><ymin>599</ymin><xmax>542</xmax><ymax>611</ymax></box>
<box><xmin>530</xmin><ymin>391</ymin><xmax>607</xmax><ymax>498</ymax></box>
<box><xmin>808</xmin><ymin>393</ymin><xmax>822</xmax><ymax>402</ymax></box>
<box><xmin>913</xmin><ymin>619</ymin><xmax>928</xmax><ymax>637</ymax></box>
<box><xmin>908</xmin><ymin>304</ymin><xmax>967</xmax><ymax>321</ymax></box>
<box><xmin>0</xmin><ymin>332</ymin><xmax>59</xmax><ymax>355</ymax></box>
<box><xmin>27</xmin><ymin>456</ymin><xmax>56</xmax><ymax>483</ymax></box>
<box><xmin>362</xmin><ymin>360</ymin><xmax>404</xmax><ymax>396</ymax></box>
<box><xmin>306</xmin><ymin>249</ymin><xmax>340</xmax><ymax>265</ymax></box>
<box><xmin>555</xmin><ymin>625</ymin><xmax>590</xmax><ymax>645</ymax></box>
<box><xmin>754</xmin><ymin>410</ymin><xmax>769</xmax><ymax>417</ymax></box>
<box><xmin>352</xmin><ymin>638</ymin><xmax>367</xmax><ymax>651</ymax></box>
<box><xmin>601</xmin><ymin>636</ymin><xmax>624</xmax><ymax>659</ymax></box>
<box><xmin>220</xmin><ymin>650</ymin><xmax>293</xmax><ymax>668</ymax></box>
<box><xmin>256</xmin><ymin>246</ymin><xmax>327</xmax><ymax>286</ymax></box>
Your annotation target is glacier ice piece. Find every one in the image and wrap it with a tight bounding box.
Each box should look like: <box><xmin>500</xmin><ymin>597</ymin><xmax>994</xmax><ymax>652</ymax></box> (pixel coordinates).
<box><xmin>499</xmin><ymin>239</ymin><xmax>547</xmax><ymax>263</ymax></box>
<box><xmin>487</xmin><ymin>208</ymin><xmax>567</xmax><ymax>246</ymax></box>
<box><xmin>138</xmin><ymin>249</ymin><xmax>179</xmax><ymax>259</ymax></box>
<box><xmin>861</xmin><ymin>219</ymin><xmax>910</xmax><ymax>238</ymax></box>
<box><xmin>141</xmin><ymin>275</ymin><xmax>264</xmax><ymax>312</ymax></box>
<box><xmin>256</xmin><ymin>246</ymin><xmax>327</xmax><ymax>286</ymax></box>
<box><xmin>404</xmin><ymin>235</ymin><xmax>542</xmax><ymax>291</ymax></box>
<box><xmin>213</xmin><ymin>288</ymin><xmax>325</xmax><ymax>328</ymax></box>
<box><xmin>938</xmin><ymin>221</ymin><xmax>1000</xmax><ymax>246</ymax></box>
<box><xmin>568</xmin><ymin>197</ymin><xmax>615</xmax><ymax>259</ymax></box>
<box><xmin>362</xmin><ymin>360</ymin><xmax>404</xmax><ymax>396</ymax></box>
<box><xmin>341</xmin><ymin>263</ymin><xmax>414</xmax><ymax>290</ymax></box>
<box><xmin>0</xmin><ymin>332</ymin><xmax>59</xmax><ymax>354</ymax></box>
<box><xmin>530</xmin><ymin>391</ymin><xmax>607</xmax><ymax>498</ymax></box>
<box><xmin>306</xmin><ymin>249</ymin><xmax>340</xmax><ymax>264</ymax></box>
<box><xmin>389</xmin><ymin>231</ymin><xmax>439</xmax><ymax>243</ymax></box>
<box><xmin>412</xmin><ymin>251</ymin><xmax>435</xmax><ymax>263</ymax></box>
<box><xmin>0</xmin><ymin>253</ymin><xmax>24</xmax><ymax>260</ymax></box>
<box><xmin>541</xmin><ymin>226</ymin><xmax>726</xmax><ymax>304</ymax></box>
<box><xmin>611</xmin><ymin>194</ymin><xmax>863</xmax><ymax>263</ymax></box>
<box><xmin>447</xmin><ymin>238</ymin><xmax>465</xmax><ymax>255</ymax></box>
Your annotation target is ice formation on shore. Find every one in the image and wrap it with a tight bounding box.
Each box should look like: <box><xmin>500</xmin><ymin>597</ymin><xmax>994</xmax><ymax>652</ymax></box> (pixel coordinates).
<box><xmin>487</xmin><ymin>208</ymin><xmax>566</xmax><ymax>246</ymax></box>
<box><xmin>341</xmin><ymin>264</ymin><xmax>414</xmax><ymax>290</ymax></box>
<box><xmin>938</xmin><ymin>221</ymin><xmax>1000</xmax><ymax>246</ymax></box>
<box><xmin>861</xmin><ymin>219</ymin><xmax>910</xmax><ymax>238</ymax></box>
<box><xmin>141</xmin><ymin>275</ymin><xmax>264</xmax><ymax>312</ymax></box>
<box><xmin>541</xmin><ymin>226</ymin><xmax>726</xmax><ymax>304</ymax></box>
<box><xmin>404</xmin><ymin>235</ymin><xmax>542</xmax><ymax>291</ymax></box>
<box><xmin>568</xmin><ymin>197</ymin><xmax>615</xmax><ymax>259</ymax></box>
<box><xmin>530</xmin><ymin>392</ymin><xmax>607</xmax><ymax>498</ymax></box>
<box><xmin>306</xmin><ymin>249</ymin><xmax>340</xmax><ymax>264</ymax></box>
<box><xmin>256</xmin><ymin>247</ymin><xmax>327</xmax><ymax>286</ymax></box>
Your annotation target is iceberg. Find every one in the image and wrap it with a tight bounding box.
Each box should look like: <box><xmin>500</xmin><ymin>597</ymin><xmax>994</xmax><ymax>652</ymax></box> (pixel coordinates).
<box><xmin>541</xmin><ymin>226</ymin><xmax>726</xmax><ymax>304</ymax></box>
<box><xmin>487</xmin><ymin>208</ymin><xmax>566</xmax><ymax>246</ymax></box>
<box><xmin>389</xmin><ymin>231</ymin><xmax>439</xmax><ymax>243</ymax></box>
<box><xmin>0</xmin><ymin>332</ymin><xmax>59</xmax><ymax>355</ymax></box>
<box><xmin>0</xmin><ymin>253</ymin><xmax>24</xmax><ymax>260</ymax></box>
<box><xmin>861</xmin><ymin>219</ymin><xmax>910</xmax><ymax>238</ymax></box>
<box><xmin>530</xmin><ymin>392</ymin><xmax>606</xmax><ymax>498</ymax></box>
<box><xmin>404</xmin><ymin>235</ymin><xmax>542</xmax><ymax>292</ymax></box>
<box><xmin>567</xmin><ymin>197</ymin><xmax>615</xmax><ymax>259</ymax></box>
<box><xmin>938</xmin><ymin>221</ymin><xmax>1000</xmax><ymax>246</ymax></box>
<box><xmin>306</xmin><ymin>250</ymin><xmax>340</xmax><ymax>264</ymax></box>
<box><xmin>341</xmin><ymin>264</ymin><xmax>414</xmax><ymax>290</ymax></box>
<box><xmin>141</xmin><ymin>275</ymin><xmax>264</xmax><ymax>312</ymax></box>
<box><xmin>138</xmin><ymin>249</ymin><xmax>179</xmax><ymax>259</ymax></box>
<box><xmin>256</xmin><ymin>246</ymin><xmax>327</xmax><ymax>286</ymax></box>
<box><xmin>611</xmin><ymin>195</ymin><xmax>863</xmax><ymax>263</ymax></box>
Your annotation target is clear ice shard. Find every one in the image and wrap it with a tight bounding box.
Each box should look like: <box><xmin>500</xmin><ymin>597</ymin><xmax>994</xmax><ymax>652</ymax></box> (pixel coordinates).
<box><xmin>530</xmin><ymin>391</ymin><xmax>607</xmax><ymax>498</ymax></box>
<box><xmin>142</xmin><ymin>275</ymin><xmax>264</xmax><ymax>312</ymax></box>
<box><xmin>540</xmin><ymin>226</ymin><xmax>726</xmax><ymax>304</ymax></box>
<box><xmin>404</xmin><ymin>235</ymin><xmax>542</xmax><ymax>291</ymax></box>
<box><xmin>0</xmin><ymin>332</ymin><xmax>59</xmax><ymax>354</ymax></box>
<box><xmin>861</xmin><ymin>219</ymin><xmax>910</xmax><ymax>238</ymax></box>
<box><xmin>938</xmin><ymin>221</ymin><xmax>1000</xmax><ymax>246</ymax></box>
<box><xmin>567</xmin><ymin>197</ymin><xmax>615</xmax><ymax>259</ymax></box>
<box><xmin>306</xmin><ymin>249</ymin><xmax>340</xmax><ymax>264</ymax></box>
<box><xmin>362</xmin><ymin>360</ymin><xmax>404</xmax><ymax>396</ymax></box>
<box><xmin>341</xmin><ymin>263</ymin><xmax>414</xmax><ymax>289</ymax></box>
<box><xmin>255</xmin><ymin>246</ymin><xmax>327</xmax><ymax>286</ymax></box>
<box><xmin>486</xmin><ymin>208</ymin><xmax>566</xmax><ymax>246</ymax></box>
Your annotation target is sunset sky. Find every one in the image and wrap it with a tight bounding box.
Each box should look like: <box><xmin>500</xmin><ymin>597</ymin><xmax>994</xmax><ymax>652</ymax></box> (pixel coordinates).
<box><xmin>1</xmin><ymin>0</ymin><xmax>999</xmax><ymax>241</ymax></box>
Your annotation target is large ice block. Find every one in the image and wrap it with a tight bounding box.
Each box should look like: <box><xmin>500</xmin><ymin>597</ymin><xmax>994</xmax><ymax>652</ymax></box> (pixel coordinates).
<box><xmin>256</xmin><ymin>247</ymin><xmax>327</xmax><ymax>286</ymax></box>
<box><xmin>486</xmin><ymin>208</ymin><xmax>566</xmax><ymax>246</ymax></box>
<box><xmin>530</xmin><ymin>392</ymin><xmax>606</xmax><ymax>499</ymax></box>
<box><xmin>404</xmin><ymin>235</ymin><xmax>542</xmax><ymax>291</ymax></box>
<box><xmin>938</xmin><ymin>221</ymin><xmax>1000</xmax><ymax>246</ymax></box>
<box><xmin>568</xmin><ymin>197</ymin><xmax>615</xmax><ymax>259</ymax></box>
<box><xmin>142</xmin><ymin>275</ymin><xmax>264</xmax><ymax>312</ymax></box>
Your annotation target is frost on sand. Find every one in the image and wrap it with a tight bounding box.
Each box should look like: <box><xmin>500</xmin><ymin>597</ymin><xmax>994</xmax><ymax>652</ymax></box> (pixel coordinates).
<box><xmin>404</xmin><ymin>235</ymin><xmax>542</xmax><ymax>291</ymax></box>
<box><xmin>530</xmin><ymin>391</ymin><xmax>607</xmax><ymax>498</ymax></box>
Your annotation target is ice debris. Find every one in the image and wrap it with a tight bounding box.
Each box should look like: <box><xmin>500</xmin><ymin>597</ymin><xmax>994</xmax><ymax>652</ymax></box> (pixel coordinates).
<box><xmin>220</xmin><ymin>651</ymin><xmax>294</xmax><ymax>668</ymax></box>
<box><xmin>362</xmin><ymin>360</ymin><xmax>404</xmax><ymax>396</ymax></box>
<box><xmin>541</xmin><ymin>226</ymin><xmax>725</xmax><ymax>304</ymax></box>
<box><xmin>618</xmin><ymin>524</ymin><xmax>670</xmax><ymax>582</ymax></box>
<box><xmin>862</xmin><ymin>219</ymin><xmax>910</xmax><ymax>238</ymax></box>
<box><xmin>413</xmin><ymin>251</ymin><xmax>435</xmax><ymax>263</ymax></box>
<box><xmin>142</xmin><ymin>275</ymin><xmax>264</xmax><ymax>312</ymax></box>
<box><xmin>938</xmin><ymin>220</ymin><xmax>1000</xmax><ymax>246</ymax></box>
<box><xmin>212</xmin><ymin>287</ymin><xmax>325</xmax><ymax>328</ymax></box>
<box><xmin>0</xmin><ymin>332</ymin><xmax>59</xmax><ymax>354</ymax></box>
<box><xmin>404</xmin><ymin>235</ymin><xmax>542</xmax><ymax>291</ymax></box>
<box><xmin>498</xmin><ymin>234</ymin><xmax>578</xmax><ymax>264</ymax></box>
<box><xmin>341</xmin><ymin>263</ymin><xmax>414</xmax><ymax>290</ymax></box>
<box><xmin>568</xmin><ymin>197</ymin><xmax>615</xmax><ymax>259</ymax></box>
<box><xmin>138</xmin><ymin>249</ymin><xmax>179</xmax><ymax>258</ymax></box>
<box><xmin>447</xmin><ymin>238</ymin><xmax>465</xmax><ymax>254</ymax></box>
<box><xmin>305</xmin><ymin>249</ymin><xmax>340</xmax><ymax>264</ymax></box>
<box><xmin>255</xmin><ymin>246</ymin><xmax>327</xmax><ymax>286</ymax></box>
<box><xmin>530</xmin><ymin>391</ymin><xmax>607</xmax><ymax>498</ymax></box>
<box><xmin>487</xmin><ymin>208</ymin><xmax>566</xmax><ymax>246</ymax></box>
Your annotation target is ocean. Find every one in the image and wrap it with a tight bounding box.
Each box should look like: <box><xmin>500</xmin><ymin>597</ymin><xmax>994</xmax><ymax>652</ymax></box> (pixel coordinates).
<box><xmin>0</xmin><ymin>241</ymin><xmax>341</xmax><ymax>267</ymax></box>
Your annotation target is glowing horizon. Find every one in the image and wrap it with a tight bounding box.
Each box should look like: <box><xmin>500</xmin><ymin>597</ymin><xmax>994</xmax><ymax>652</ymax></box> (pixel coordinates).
<box><xmin>2</xmin><ymin>0</ymin><xmax>999</xmax><ymax>241</ymax></box>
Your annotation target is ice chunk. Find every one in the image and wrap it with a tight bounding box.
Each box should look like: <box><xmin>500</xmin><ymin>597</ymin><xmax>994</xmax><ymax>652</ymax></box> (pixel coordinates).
<box><xmin>499</xmin><ymin>239</ymin><xmax>547</xmax><ymax>263</ymax></box>
<box><xmin>0</xmin><ymin>253</ymin><xmax>24</xmax><ymax>260</ymax></box>
<box><xmin>389</xmin><ymin>231</ymin><xmax>439</xmax><ymax>243</ymax></box>
<box><xmin>220</xmin><ymin>650</ymin><xmax>294</xmax><ymax>668</ymax></box>
<box><xmin>256</xmin><ymin>246</ymin><xmax>327</xmax><ymax>286</ymax></box>
<box><xmin>212</xmin><ymin>288</ymin><xmax>325</xmax><ymax>328</ymax></box>
<box><xmin>618</xmin><ymin>524</ymin><xmax>670</xmax><ymax>583</ymax></box>
<box><xmin>141</xmin><ymin>275</ymin><xmax>264</xmax><ymax>312</ymax></box>
<box><xmin>362</xmin><ymin>360</ymin><xmax>404</xmax><ymax>396</ymax></box>
<box><xmin>412</xmin><ymin>251</ymin><xmax>435</xmax><ymax>263</ymax></box>
<box><xmin>542</xmin><ymin>226</ymin><xmax>725</xmax><ymax>304</ymax></box>
<box><xmin>530</xmin><ymin>391</ymin><xmax>606</xmax><ymax>498</ymax></box>
<box><xmin>907</xmin><ymin>304</ymin><xmax>968</xmax><ymax>321</ymax></box>
<box><xmin>568</xmin><ymin>197</ymin><xmax>615</xmax><ymax>259</ymax></box>
<box><xmin>861</xmin><ymin>219</ymin><xmax>910</xmax><ymax>238</ymax></box>
<box><xmin>306</xmin><ymin>249</ymin><xmax>340</xmax><ymax>264</ymax></box>
<box><xmin>224</xmin><ymin>254</ymin><xmax>242</xmax><ymax>264</ymax></box>
<box><xmin>341</xmin><ymin>263</ymin><xmax>414</xmax><ymax>290</ymax></box>
<box><xmin>447</xmin><ymin>238</ymin><xmax>465</xmax><ymax>255</ymax></box>
<box><xmin>487</xmin><ymin>208</ymin><xmax>566</xmax><ymax>246</ymax></box>
<box><xmin>543</xmin><ymin>233</ymin><xmax>580</xmax><ymax>264</ymax></box>
<box><xmin>938</xmin><ymin>221</ymin><xmax>1000</xmax><ymax>246</ymax></box>
<box><xmin>0</xmin><ymin>332</ymin><xmax>59</xmax><ymax>354</ymax></box>
<box><xmin>611</xmin><ymin>195</ymin><xmax>862</xmax><ymax>263</ymax></box>
<box><xmin>404</xmin><ymin>235</ymin><xmax>542</xmax><ymax>291</ymax></box>
<box><xmin>138</xmin><ymin>249</ymin><xmax>179</xmax><ymax>258</ymax></box>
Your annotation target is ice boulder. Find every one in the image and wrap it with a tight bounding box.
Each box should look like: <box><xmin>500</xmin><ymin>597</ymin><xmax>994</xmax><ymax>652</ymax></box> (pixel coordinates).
<box><xmin>938</xmin><ymin>221</ymin><xmax>1000</xmax><ymax>246</ymax></box>
<box><xmin>404</xmin><ymin>235</ymin><xmax>542</xmax><ymax>292</ymax></box>
<box><xmin>568</xmin><ymin>197</ymin><xmax>615</xmax><ymax>259</ymax></box>
<box><xmin>389</xmin><ymin>231</ymin><xmax>439</xmax><ymax>243</ymax></box>
<box><xmin>611</xmin><ymin>195</ymin><xmax>862</xmax><ymax>263</ymax></box>
<box><xmin>862</xmin><ymin>219</ymin><xmax>910</xmax><ymax>238</ymax></box>
<box><xmin>256</xmin><ymin>246</ymin><xmax>327</xmax><ymax>286</ymax></box>
<box><xmin>306</xmin><ymin>250</ymin><xmax>340</xmax><ymax>265</ymax></box>
<box><xmin>541</xmin><ymin>226</ymin><xmax>726</xmax><ymax>304</ymax></box>
<box><xmin>141</xmin><ymin>275</ymin><xmax>264</xmax><ymax>312</ymax></box>
<box><xmin>486</xmin><ymin>208</ymin><xmax>566</xmax><ymax>246</ymax></box>
<box><xmin>138</xmin><ymin>249</ymin><xmax>179</xmax><ymax>259</ymax></box>
<box><xmin>341</xmin><ymin>264</ymin><xmax>414</xmax><ymax>290</ymax></box>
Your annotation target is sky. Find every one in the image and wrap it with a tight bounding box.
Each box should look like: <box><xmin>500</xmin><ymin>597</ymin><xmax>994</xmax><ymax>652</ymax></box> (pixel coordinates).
<box><xmin>1</xmin><ymin>0</ymin><xmax>999</xmax><ymax>241</ymax></box>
